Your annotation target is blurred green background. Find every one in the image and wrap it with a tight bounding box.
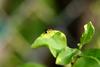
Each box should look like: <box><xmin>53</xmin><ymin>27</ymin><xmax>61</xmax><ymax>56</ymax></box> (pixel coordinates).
<box><xmin>0</xmin><ymin>0</ymin><xmax>100</xmax><ymax>67</ymax></box>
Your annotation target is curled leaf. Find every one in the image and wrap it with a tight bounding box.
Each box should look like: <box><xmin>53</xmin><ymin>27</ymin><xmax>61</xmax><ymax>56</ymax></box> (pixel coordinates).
<box><xmin>32</xmin><ymin>30</ymin><xmax>67</xmax><ymax>57</ymax></box>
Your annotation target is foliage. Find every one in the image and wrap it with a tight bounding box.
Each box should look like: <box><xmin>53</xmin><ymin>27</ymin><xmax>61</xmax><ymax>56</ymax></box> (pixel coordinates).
<box><xmin>31</xmin><ymin>21</ymin><xmax>100</xmax><ymax>67</ymax></box>
<box><xmin>80</xmin><ymin>21</ymin><xmax>95</xmax><ymax>45</ymax></box>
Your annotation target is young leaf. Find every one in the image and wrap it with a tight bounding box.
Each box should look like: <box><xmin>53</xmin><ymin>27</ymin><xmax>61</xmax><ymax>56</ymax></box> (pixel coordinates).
<box><xmin>32</xmin><ymin>30</ymin><xmax>67</xmax><ymax>57</ymax></box>
<box><xmin>56</xmin><ymin>47</ymin><xmax>78</xmax><ymax>65</ymax></box>
<box><xmin>80</xmin><ymin>21</ymin><xmax>95</xmax><ymax>45</ymax></box>
<box><xmin>73</xmin><ymin>57</ymin><xmax>100</xmax><ymax>67</ymax></box>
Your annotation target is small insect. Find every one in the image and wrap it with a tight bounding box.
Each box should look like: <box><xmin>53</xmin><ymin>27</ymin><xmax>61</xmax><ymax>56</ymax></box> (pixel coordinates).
<box><xmin>44</xmin><ymin>29</ymin><xmax>47</xmax><ymax>33</ymax></box>
<box><xmin>44</xmin><ymin>29</ymin><xmax>53</xmax><ymax>33</ymax></box>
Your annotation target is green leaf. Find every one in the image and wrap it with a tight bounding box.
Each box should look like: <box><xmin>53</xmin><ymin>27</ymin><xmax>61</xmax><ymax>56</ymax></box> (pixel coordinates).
<box><xmin>74</xmin><ymin>49</ymin><xmax>100</xmax><ymax>67</ymax></box>
<box><xmin>32</xmin><ymin>30</ymin><xmax>67</xmax><ymax>57</ymax></box>
<box><xmin>73</xmin><ymin>57</ymin><xmax>100</xmax><ymax>67</ymax></box>
<box><xmin>82</xmin><ymin>49</ymin><xmax>100</xmax><ymax>60</ymax></box>
<box><xmin>56</xmin><ymin>47</ymin><xmax>78</xmax><ymax>65</ymax></box>
<box><xmin>80</xmin><ymin>21</ymin><xmax>95</xmax><ymax>45</ymax></box>
<box><xmin>18</xmin><ymin>62</ymin><xmax>46</xmax><ymax>67</ymax></box>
